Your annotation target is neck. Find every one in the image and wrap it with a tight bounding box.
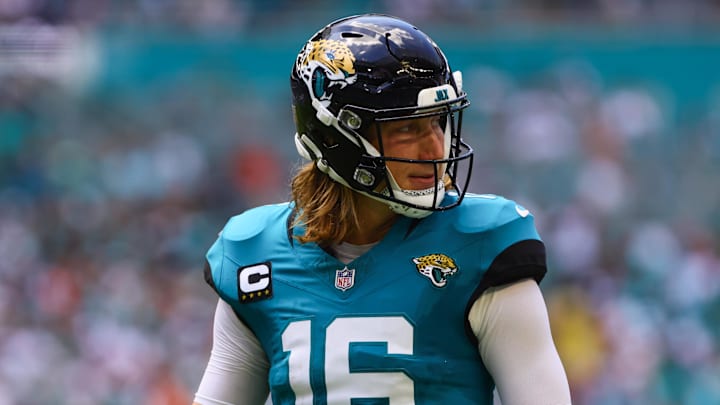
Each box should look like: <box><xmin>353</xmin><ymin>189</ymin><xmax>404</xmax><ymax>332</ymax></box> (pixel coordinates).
<box><xmin>343</xmin><ymin>194</ymin><xmax>398</xmax><ymax>245</ymax></box>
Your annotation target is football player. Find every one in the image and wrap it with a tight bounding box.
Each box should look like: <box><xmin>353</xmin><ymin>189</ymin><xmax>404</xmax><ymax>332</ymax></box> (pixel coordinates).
<box><xmin>194</xmin><ymin>14</ymin><xmax>572</xmax><ymax>405</ymax></box>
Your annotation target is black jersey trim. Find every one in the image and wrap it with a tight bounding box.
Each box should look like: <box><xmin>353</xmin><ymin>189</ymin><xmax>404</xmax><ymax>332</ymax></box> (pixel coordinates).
<box><xmin>463</xmin><ymin>239</ymin><xmax>547</xmax><ymax>345</ymax></box>
<box><xmin>203</xmin><ymin>259</ymin><xmax>219</xmax><ymax>293</ymax></box>
<box><xmin>205</xmin><ymin>259</ymin><xmax>257</xmax><ymax>331</ymax></box>
<box><xmin>287</xmin><ymin>207</ymin><xmax>296</xmax><ymax>247</ymax></box>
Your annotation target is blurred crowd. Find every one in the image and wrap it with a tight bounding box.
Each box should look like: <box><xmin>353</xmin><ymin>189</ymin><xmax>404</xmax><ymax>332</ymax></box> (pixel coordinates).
<box><xmin>6</xmin><ymin>0</ymin><xmax>720</xmax><ymax>29</ymax></box>
<box><xmin>465</xmin><ymin>60</ymin><xmax>720</xmax><ymax>404</ymax></box>
<box><xmin>1</xmin><ymin>1</ymin><xmax>720</xmax><ymax>404</ymax></box>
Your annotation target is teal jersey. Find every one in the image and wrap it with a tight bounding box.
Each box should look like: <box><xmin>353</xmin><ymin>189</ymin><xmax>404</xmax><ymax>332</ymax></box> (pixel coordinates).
<box><xmin>204</xmin><ymin>193</ymin><xmax>547</xmax><ymax>405</ymax></box>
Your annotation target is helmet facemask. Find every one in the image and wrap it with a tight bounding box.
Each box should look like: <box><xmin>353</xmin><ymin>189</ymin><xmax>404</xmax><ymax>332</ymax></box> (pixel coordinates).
<box><xmin>295</xmin><ymin>88</ymin><xmax>473</xmax><ymax>218</ymax></box>
<box><xmin>344</xmin><ymin>94</ymin><xmax>471</xmax><ymax>217</ymax></box>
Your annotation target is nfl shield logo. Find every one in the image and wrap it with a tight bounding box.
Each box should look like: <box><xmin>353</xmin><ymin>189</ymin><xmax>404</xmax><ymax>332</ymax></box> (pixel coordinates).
<box><xmin>335</xmin><ymin>266</ymin><xmax>355</xmax><ymax>291</ymax></box>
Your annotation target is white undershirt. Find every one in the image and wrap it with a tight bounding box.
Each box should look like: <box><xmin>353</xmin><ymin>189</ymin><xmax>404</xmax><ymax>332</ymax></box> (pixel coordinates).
<box><xmin>194</xmin><ymin>243</ymin><xmax>571</xmax><ymax>405</ymax></box>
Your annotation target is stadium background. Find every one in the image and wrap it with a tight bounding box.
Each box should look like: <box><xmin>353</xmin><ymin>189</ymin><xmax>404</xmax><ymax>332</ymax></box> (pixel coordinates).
<box><xmin>1</xmin><ymin>0</ymin><xmax>719</xmax><ymax>404</ymax></box>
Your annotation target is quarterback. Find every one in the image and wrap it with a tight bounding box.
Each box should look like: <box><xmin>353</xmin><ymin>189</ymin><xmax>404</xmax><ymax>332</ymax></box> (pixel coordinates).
<box><xmin>194</xmin><ymin>14</ymin><xmax>572</xmax><ymax>405</ymax></box>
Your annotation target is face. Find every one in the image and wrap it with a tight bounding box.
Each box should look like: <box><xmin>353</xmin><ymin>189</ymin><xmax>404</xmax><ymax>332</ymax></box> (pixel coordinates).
<box><xmin>370</xmin><ymin>115</ymin><xmax>447</xmax><ymax>191</ymax></box>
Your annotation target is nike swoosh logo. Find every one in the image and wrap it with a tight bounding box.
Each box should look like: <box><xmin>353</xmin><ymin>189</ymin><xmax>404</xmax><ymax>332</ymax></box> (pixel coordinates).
<box><xmin>515</xmin><ymin>205</ymin><xmax>530</xmax><ymax>218</ymax></box>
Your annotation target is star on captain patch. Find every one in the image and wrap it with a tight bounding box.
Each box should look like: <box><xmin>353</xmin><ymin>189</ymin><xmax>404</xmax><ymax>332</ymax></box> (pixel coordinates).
<box><xmin>335</xmin><ymin>266</ymin><xmax>355</xmax><ymax>291</ymax></box>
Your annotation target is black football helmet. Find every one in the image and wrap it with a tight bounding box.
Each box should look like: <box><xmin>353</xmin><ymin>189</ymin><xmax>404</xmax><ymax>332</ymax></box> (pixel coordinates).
<box><xmin>291</xmin><ymin>14</ymin><xmax>473</xmax><ymax>218</ymax></box>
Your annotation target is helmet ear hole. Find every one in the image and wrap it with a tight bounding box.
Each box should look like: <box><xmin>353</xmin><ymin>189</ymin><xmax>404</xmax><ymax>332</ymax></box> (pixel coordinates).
<box><xmin>321</xmin><ymin>133</ymin><xmax>338</xmax><ymax>149</ymax></box>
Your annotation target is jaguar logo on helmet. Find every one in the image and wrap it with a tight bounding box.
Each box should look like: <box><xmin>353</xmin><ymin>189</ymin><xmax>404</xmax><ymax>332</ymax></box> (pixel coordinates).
<box><xmin>296</xmin><ymin>39</ymin><xmax>357</xmax><ymax>106</ymax></box>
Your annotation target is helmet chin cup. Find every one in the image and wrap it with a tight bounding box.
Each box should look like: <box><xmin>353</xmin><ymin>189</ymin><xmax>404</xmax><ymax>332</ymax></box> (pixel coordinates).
<box><xmin>387</xmin><ymin>201</ymin><xmax>434</xmax><ymax>219</ymax></box>
<box><xmin>382</xmin><ymin>166</ymin><xmax>446</xmax><ymax>213</ymax></box>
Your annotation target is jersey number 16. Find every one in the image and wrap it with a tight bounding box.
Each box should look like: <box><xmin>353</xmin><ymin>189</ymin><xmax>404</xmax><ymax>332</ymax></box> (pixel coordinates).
<box><xmin>281</xmin><ymin>316</ymin><xmax>415</xmax><ymax>404</ymax></box>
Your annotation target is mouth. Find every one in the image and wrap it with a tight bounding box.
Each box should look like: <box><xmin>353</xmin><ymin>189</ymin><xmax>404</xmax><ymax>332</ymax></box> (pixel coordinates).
<box><xmin>407</xmin><ymin>174</ymin><xmax>439</xmax><ymax>189</ymax></box>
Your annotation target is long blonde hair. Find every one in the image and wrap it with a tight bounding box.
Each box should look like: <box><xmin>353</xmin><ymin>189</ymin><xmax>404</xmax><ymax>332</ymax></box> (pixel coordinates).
<box><xmin>290</xmin><ymin>162</ymin><xmax>361</xmax><ymax>246</ymax></box>
<box><xmin>290</xmin><ymin>162</ymin><xmax>453</xmax><ymax>245</ymax></box>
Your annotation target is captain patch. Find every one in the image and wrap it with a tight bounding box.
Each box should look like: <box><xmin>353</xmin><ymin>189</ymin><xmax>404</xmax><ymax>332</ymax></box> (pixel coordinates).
<box><xmin>237</xmin><ymin>262</ymin><xmax>273</xmax><ymax>303</ymax></box>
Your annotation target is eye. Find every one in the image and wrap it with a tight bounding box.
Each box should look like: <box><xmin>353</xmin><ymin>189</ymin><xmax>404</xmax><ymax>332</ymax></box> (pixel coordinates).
<box><xmin>385</xmin><ymin>120</ymin><xmax>414</xmax><ymax>134</ymax></box>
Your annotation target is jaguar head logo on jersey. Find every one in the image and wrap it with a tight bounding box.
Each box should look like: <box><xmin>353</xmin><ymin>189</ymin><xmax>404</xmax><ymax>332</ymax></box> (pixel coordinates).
<box><xmin>295</xmin><ymin>39</ymin><xmax>357</xmax><ymax>106</ymax></box>
<box><xmin>237</xmin><ymin>262</ymin><xmax>273</xmax><ymax>303</ymax></box>
<box><xmin>412</xmin><ymin>253</ymin><xmax>458</xmax><ymax>288</ymax></box>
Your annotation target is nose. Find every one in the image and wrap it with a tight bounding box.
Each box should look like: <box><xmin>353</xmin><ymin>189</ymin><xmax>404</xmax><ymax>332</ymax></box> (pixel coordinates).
<box><xmin>417</xmin><ymin>121</ymin><xmax>445</xmax><ymax>160</ymax></box>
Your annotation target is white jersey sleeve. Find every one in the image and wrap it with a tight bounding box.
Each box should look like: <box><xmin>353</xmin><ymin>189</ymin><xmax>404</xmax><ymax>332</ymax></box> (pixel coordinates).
<box><xmin>194</xmin><ymin>299</ymin><xmax>270</xmax><ymax>405</ymax></box>
<box><xmin>469</xmin><ymin>278</ymin><xmax>572</xmax><ymax>405</ymax></box>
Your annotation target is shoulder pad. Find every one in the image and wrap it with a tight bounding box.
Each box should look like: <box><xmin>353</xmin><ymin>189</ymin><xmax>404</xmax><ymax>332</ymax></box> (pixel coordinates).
<box><xmin>220</xmin><ymin>202</ymin><xmax>292</xmax><ymax>242</ymax></box>
<box><xmin>205</xmin><ymin>202</ymin><xmax>291</xmax><ymax>303</ymax></box>
<box><xmin>451</xmin><ymin>193</ymin><xmax>533</xmax><ymax>234</ymax></box>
